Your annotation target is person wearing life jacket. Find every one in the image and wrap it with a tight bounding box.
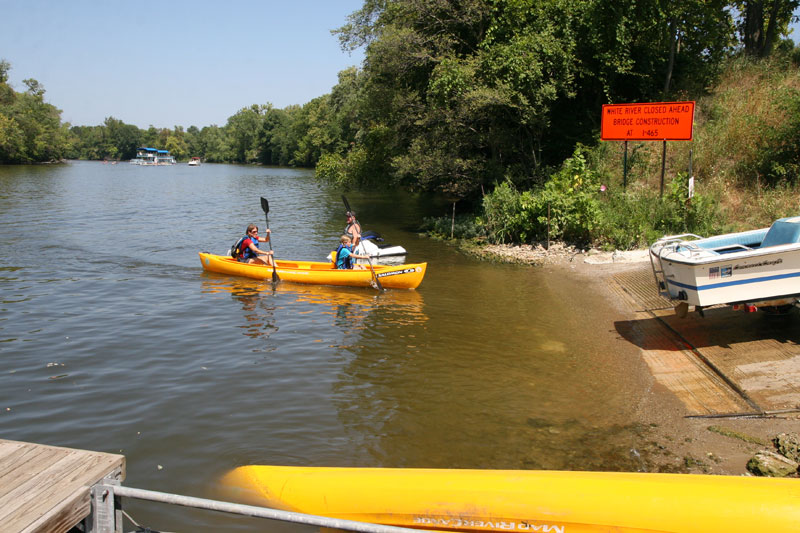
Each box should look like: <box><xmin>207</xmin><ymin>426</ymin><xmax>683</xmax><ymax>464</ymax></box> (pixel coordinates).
<box><xmin>344</xmin><ymin>211</ymin><xmax>362</xmax><ymax>248</ymax></box>
<box><xmin>239</xmin><ymin>223</ymin><xmax>274</xmax><ymax>266</ymax></box>
<box><xmin>335</xmin><ymin>235</ymin><xmax>369</xmax><ymax>269</ymax></box>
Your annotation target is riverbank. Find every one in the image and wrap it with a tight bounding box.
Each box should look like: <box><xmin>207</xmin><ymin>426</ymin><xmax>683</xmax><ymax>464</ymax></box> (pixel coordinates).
<box><xmin>479</xmin><ymin>241</ymin><xmax>800</xmax><ymax>476</ymax></box>
<box><xmin>475</xmin><ymin>241</ymin><xmax>651</xmax><ymax>267</ymax></box>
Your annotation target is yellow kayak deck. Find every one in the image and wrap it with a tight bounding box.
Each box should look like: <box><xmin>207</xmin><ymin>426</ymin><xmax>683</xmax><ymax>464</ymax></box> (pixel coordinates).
<box><xmin>222</xmin><ymin>465</ymin><xmax>800</xmax><ymax>533</ymax></box>
<box><xmin>199</xmin><ymin>252</ymin><xmax>426</xmax><ymax>289</ymax></box>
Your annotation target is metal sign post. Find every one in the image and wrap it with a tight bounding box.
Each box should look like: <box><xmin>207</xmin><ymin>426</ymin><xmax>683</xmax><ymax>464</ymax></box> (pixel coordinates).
<box><xmin>623</xmin><ymin>140</ymin><xmax>628</xmax><ymax>191</ymax></box>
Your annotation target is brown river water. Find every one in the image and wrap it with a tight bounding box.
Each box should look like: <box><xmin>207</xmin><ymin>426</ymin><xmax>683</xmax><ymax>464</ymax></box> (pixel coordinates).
<box><xmin>0</xmin><ymin>161</ymin><xmax>669</xmax><ymax>532</ymax></box>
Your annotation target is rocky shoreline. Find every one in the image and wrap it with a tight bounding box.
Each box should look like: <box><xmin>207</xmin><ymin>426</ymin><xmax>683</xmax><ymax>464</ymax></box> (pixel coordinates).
<box><xmin>476</xmin><ymin>241</ymin><xmax>651</xmax><ymax>267</ymax></box>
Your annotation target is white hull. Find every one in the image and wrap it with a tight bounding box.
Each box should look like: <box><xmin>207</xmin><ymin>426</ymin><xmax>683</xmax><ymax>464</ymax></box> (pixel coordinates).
<box><xmin>355</xmin><ymin>239</ymin><xmax>407</xmax><ymax>258</ymax></box>
<box><xmin>650</xmin><ymin>218</ymin><xmax>800</xmax><ymax>308</ymax></box>
<box><xmin>326</xmin><ymin>237</ymin><xmax>408</xmax><ymax>266</ymax></box>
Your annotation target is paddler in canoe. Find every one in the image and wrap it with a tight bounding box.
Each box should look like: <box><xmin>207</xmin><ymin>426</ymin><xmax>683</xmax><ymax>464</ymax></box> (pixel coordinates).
<box><xmin>233</xmin><ymin>223</ymin><xmax>274</xmax><ymax>267</ymax></box>
<box><xmin>334</xmin><ymin>235</ymin><xmax>370</xmax><ymax>269</ymax></box>
<box><xmin>344</xmin><ymin>210</ymin><xmax>361</xmax><ymax>247</ymax></box>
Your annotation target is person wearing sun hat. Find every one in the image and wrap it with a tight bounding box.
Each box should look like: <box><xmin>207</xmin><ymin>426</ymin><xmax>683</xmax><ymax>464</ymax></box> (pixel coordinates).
<box><xmin>344</xmin><ymin>211</ymin><xmax>362</xmax><ymax>247</ymax></box>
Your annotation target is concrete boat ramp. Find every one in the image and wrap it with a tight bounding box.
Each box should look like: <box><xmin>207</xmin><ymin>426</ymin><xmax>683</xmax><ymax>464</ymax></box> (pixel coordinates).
<box><xmin>610</xmin><ymin>265</ymin><xmax>800</xmax><ymax>417</ymax></box>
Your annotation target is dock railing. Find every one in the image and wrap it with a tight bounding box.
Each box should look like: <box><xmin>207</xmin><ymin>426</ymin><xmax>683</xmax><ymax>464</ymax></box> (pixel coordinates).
<box><xmin>88</xmin><ymin>481</ymin><xmax>426</xmax><ymax>533</ymax></box>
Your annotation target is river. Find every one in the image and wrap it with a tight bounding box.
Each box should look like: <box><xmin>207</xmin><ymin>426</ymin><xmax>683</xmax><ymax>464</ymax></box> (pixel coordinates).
<box><xmin>0</xmin><ymin>161</ymin><xmax>660</xmax><ymax>532</ymax></box>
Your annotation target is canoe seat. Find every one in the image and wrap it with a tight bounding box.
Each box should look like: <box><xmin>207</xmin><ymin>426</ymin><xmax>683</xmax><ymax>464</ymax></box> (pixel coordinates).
<box><xmin>760</xmin><ymin>217</ymin><xmax>800</xmax><ymax>248</ymax></box>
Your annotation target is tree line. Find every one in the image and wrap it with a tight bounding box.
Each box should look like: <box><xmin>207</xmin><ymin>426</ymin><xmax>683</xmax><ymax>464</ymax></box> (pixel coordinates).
<box><xmin>316</xmin><ymin>0</ymin><xmax>800</xmax><ymax>202</ymax></box>
<box><xmin>2</xmin><ymin>0</ymin><xmax>800</xmax><ymax>203</ymax></box>
<box><xmin>0</xmin><ymin>59</ymin><xmax>351</xmax><ymax>166</ymax></box>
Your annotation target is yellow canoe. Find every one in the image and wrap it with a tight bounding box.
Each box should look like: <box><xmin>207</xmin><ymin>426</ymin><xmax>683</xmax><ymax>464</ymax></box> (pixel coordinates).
<box><xmin>199</xmin><ymin>252</ymin><xmax>426</xmax><ymax>289</ymax></box>
<box><xmin>221</xmin><ymin>465</ymin><xmax>800</xmax><ymax>533</ymax></box>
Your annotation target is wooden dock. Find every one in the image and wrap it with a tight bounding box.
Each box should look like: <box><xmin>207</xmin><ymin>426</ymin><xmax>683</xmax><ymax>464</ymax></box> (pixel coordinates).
<box><xmin>0</xmin><ymin>439</ymin><xmax>125</xmax><ymax>533</ymax></box>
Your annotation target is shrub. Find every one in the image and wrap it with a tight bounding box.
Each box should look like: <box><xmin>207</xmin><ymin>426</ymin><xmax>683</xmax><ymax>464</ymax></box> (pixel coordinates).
<box><xmin>481</xmin><ymin>147</ymin><xmax>602</xmax><ymax>245</ymax></box>
<box><xmin>482</xmin><ymin>180</ymin><xmax>522</xmax><ymax>243</ymax></box>
<box><xmin>421</xmin><ymin>214</ymin><xmax>485</xmax><ymax>240</ymax></box>
<box><xmin>594</xmin><ymin>174</ymin><xmax>722</xmax><ymax>250</ymax></box>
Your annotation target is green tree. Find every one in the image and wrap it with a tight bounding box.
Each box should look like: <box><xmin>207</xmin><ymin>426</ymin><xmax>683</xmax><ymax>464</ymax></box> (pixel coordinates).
<box><xmin>226</xmin><ymin>104</ymin><xmax>269</xmax><ymax>163</ymax></box>
<box><xmin>166</xmin><ymin>126</ymin><xmax>189</xmax><ymax>160</ymax></box>
<box><xmin>0</xmin><ymin>63</ymin><xmax>68</xmax><ymax>163</ymax></box>
<box><xmin>104</xmin><ymin>117</ymin><xmax>141</xmax><ymax>160</ymax></box>
<box><xmin>257</xmin><ymin>106</ymin><xmax>293</xmax><ymax>165</ymax></box>
<box><xmin>291</xmin><ymin>96</ymin><xmax>339</xmax><ymax>167</ymax></box>
<box><xmin>735</xmin><ymin>0</ymin><xmax>800</xmax><ymax>57</ymax></box>
<box><xmin>186</xmin><ymin>125</ymin><xmax>200</xmax><ymax>157</ymax></box>
<box><xmin>196</xmin><ymin>125</ymin><xmax>229</xmax><ymax>162</ymax></box>
<box><xmin>140</xmin><ymin>126</ymin><xmax>159</xmax><ymax>148</ymax></box>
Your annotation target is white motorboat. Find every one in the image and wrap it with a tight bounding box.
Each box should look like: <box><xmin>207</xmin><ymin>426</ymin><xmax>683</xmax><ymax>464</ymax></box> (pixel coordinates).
<box><xmin>650</xmin><ymin>216</ymin><xmax>800</xmax><ymax>314</ymax></box>
<box><xmin>188</xmin><ymin>157</ymin><xmax>201</xmax><ymax>166</ymax></box>
<box><xmin>357</xmin><ymin>230</ymin><xmax>407</xmax><ymax>257</ymax></box>
<box><xmin>328</xmin><ymin>230</ymin><xmax>408</xmax><ymax>265</ymax></box>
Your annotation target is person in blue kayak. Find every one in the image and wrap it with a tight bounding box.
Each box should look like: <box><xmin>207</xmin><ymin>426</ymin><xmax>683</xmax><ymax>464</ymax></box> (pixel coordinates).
<box><xmin>335</xmin><ymin>235</ymin><xmax>369</xmax><ymax>269</ymax></box>
<box><xmin>239</xmin><ymin>223</ymin><xmax>274</xmax><ymax>266</ymax></box>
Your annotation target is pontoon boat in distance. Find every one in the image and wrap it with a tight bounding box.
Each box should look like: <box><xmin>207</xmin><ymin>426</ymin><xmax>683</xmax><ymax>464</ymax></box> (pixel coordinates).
<box><xmin>130</xmin><ymin>147</ymin><xmax>176</xmax><ymax>165</ymax></box>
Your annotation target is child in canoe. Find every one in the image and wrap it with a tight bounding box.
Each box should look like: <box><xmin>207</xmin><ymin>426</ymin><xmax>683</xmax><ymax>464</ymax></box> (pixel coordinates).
<box><xmin>335</xmin><ymin>235</ymin><xmax>369</xmax><ymax>269</ymax></box>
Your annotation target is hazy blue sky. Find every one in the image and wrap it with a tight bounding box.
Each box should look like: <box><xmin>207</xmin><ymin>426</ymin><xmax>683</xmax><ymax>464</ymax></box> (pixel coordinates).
<box><xmin>1</xmin><ymin>0</ymin><xmax>365</xmax><ymax>129</ymax></box>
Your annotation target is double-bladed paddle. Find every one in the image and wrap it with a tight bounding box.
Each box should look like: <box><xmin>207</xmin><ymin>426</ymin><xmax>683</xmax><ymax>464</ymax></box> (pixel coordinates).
<box><xmin>260</xmin><ymin>197</ymin><xmax>280</xmax><ymax>284</ymax></box>
<box><xmin>342</xmin><ymin>195</ymin><xmax>383</xmax><ymax>291</ymax></box>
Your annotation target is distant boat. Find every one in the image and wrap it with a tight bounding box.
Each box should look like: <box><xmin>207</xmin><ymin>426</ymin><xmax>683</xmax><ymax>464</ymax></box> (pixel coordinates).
<box><xmin>130</xmin><ymin>147</ymin><xmax>176</xmax><ymax>166</ymax></box>
<box><xmin>188</xmin><ymin>157</ymin><xmax>201</xmax><ymax>166</ymax></box>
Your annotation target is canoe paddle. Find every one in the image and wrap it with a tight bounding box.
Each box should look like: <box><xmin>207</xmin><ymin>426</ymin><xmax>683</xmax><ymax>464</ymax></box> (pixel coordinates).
<box><xmin>260</xmin><ymin>197</ymin><xmax>280</xmax><ymax>284</ymax></box>
<box><xmin>342</xmin><ymin>195</ymin><xmax>383</xmax><ymax>291</ymax></box>
<box><xmin>365</xmin><ymin>256</ymin><xmax>384</xmax><ymax>291</ymax></box>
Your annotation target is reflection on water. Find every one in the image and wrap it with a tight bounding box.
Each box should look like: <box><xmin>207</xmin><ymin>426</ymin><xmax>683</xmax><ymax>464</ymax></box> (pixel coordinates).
<box><xmin>201</xmin><ymin>273</ymin><xmax>428</xmax><ymax>336</ymax></box>
<box><xmin>231</xmin><ymin>288</ymin><xmax>278</xmax><ymax>341</ymax></box>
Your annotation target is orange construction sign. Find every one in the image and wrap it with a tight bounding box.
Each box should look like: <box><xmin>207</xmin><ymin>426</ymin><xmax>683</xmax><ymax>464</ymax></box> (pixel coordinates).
<box><xmin>601</xmin><ymin>101</ymin><xmax>695</xmax><ymax>141</ymax></box>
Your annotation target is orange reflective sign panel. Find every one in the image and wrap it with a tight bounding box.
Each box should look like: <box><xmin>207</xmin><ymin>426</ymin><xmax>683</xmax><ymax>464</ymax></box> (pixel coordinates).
<box><xmin>601</xmin><ymin>101</ymin><xmax>695</xmax><ymax>141</ymax></box>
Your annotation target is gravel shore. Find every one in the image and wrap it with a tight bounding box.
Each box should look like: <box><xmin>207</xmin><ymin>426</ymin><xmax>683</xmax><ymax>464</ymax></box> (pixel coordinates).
<box><xmin>479</xmin><ymin>241</ymin><xmax>651</xmax><ymax>267</ymax></box>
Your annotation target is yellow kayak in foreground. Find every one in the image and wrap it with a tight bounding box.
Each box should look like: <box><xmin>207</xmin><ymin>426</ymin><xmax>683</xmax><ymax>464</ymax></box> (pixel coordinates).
<box><xmin>222</xmin><ymin>465</ymin><xmax>800</xmax><ymax>533</ymax></box>
<box><xmin>199</xmin><ymin>252</ymin><xmax>426</xmax><ymax>289</ymax></box>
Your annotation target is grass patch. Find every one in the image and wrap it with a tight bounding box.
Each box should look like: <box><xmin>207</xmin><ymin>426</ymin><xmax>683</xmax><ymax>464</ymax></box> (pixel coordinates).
<box><xmin>707</xmin><ymin>425</ymin><xmax>768</xmax><ymax>446</ymax></box>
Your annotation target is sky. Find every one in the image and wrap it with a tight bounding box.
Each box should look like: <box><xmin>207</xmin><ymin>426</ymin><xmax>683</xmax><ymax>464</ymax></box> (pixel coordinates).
<box><xmin>1</xmin><ymin>0</ymin><xmax>366</xmax><ymax>129</ymax></box>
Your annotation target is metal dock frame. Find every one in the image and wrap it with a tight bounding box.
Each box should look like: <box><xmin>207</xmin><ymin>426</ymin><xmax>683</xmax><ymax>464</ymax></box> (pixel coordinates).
<box><xmin>86</xmin><ymin>481</ymin><xmax>427</xmax><ymax>533</ymax></box>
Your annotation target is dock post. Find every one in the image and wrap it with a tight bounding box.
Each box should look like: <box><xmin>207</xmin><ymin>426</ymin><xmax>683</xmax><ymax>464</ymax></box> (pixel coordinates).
<box><xmin>87</xmin><ymin>477</ymin><xmax>122</xmax><ymax>533</ymax></box>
